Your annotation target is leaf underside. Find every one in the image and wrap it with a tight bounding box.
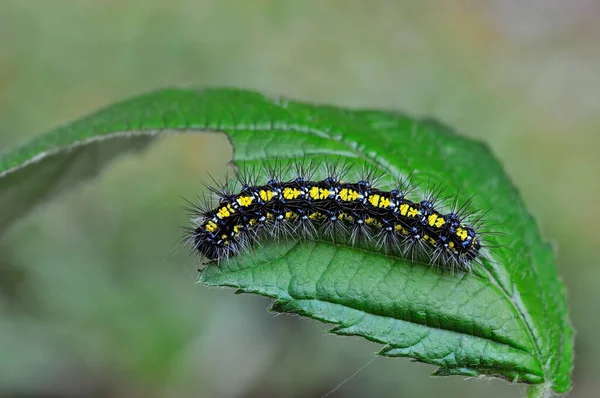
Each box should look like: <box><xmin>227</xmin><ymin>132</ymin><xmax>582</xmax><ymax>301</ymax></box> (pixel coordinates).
<box><xmin>0</xmin><ymin>87</ymin><xmax>573</xmax><ymax>394</ymax></box>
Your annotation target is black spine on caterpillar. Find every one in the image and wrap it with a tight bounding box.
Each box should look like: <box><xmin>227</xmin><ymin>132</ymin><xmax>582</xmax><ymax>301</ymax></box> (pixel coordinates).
<box><xmin>187</xmin><ymin>167</ymin><xmax>484</xmax><ymax>271</ymax></box>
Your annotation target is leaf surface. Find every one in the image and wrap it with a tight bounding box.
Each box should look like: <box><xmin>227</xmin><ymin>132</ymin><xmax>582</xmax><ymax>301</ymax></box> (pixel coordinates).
<box><xmin>0</xmin><ymin>88</ymin><xmax>573</xmax><ymax>394</ymax></box>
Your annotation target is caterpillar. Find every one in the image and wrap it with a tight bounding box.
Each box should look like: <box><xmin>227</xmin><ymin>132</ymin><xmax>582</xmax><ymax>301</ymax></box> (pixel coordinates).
<box><xmin>185</xmin><ymin>160</ymin><xmax>488</xmax><ymax>272</ymax></box>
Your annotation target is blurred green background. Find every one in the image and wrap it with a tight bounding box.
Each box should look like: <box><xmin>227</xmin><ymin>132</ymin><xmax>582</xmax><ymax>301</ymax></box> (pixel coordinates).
<box><xmin>1</xmin><ymin>1</ymin><xmax>598</xmax><ymax>397</ymax></box>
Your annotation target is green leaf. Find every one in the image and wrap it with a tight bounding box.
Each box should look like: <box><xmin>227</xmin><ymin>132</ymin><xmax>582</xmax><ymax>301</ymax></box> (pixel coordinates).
<box><xmin>0</xmin><ymin>87</ymin><xmax>573</xmax><ymax>395</ymax></box>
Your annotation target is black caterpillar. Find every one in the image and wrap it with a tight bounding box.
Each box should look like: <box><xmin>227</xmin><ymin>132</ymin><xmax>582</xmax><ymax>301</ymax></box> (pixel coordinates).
<box><xmin>186</xmin><ymin>161</ymin><xmax>487</xmax><ymax>271</ymax></box>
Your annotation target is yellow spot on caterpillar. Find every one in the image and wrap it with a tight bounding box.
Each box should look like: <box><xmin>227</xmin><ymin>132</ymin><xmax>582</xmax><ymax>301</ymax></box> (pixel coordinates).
<box><xmin>399</xmin><ymin>203</ymin><xmax>409</xmax><ymax>216</ymax></box>
<box><xmin>368</xmin><ymin>194</ymin><xmax>381</xmax><ymax>207</ymax></box>
<box><xmin>217</xmin><ymin>207</ymin><xmax>231</xmax><ymax>218</ymax></box>
<box><xmin>308</xmin><ymin>187</ymin><xmax>331</xmax><ymax>200</ymax></box>
<box><xmin>421</xmin><ymin>235</ymin><xmax>435</xmax><ymax>245</ymax></box>
<box><xmin>339</xmin><ymin>188</ymin><xmax>359</xmax><ymax>201</ymax></box>
<box><xmin>249</xmin><ymin>219</ymin><xmax>257</xmax><ymax>226</ymax></box>
<box><xmin>338</xmin><ymin>213</ymin><xmax>353</xmax><ymax>222</ymax></box>
<box><xmin>285</xmin><ymin>211</ymin><xmax>297</xmax><ymax>219</ymax></box>
<box><xmin>449</xmin><ymin>245</ymin><xmax>458</xmax><ymax>253</ymax></box>
<box><xmin>456</xmin><ymin>228</ymin><xmax>468</xmax><ymax>241</ymax></box>
<box><xmin>427</xmin><ymin>214</ymin><xmax>445</xmax><ymax>228</ymax></box>
<box><xmin>339</xmin><ymin>188</ymin><xmax>348</xmax><ymax>200</ymax></box>
<box><xmin>227</xmin><ymin>204</ymin><xmax>235</xmax><ymax>213</ymax></box>
<box><xmin>399</xmin><ymin>204</ymin><xmax>419</xmax><ymax>218</ymax></box>
<box><xmin>259</xmin><ymin>190</ymin><xmax>275</xmax><ymax>202</ymax></box>
<box><xmin>282</xmin><ymin>187</ymin><xmax>301</xmax><ymax>200</ymax></box>
<box><xmin>428</xmin><ymin>214</ymin><xmax>437</xmax><ymax>227</ymax></box>
<box><xmin>221</xmin><ymin>234</ymin><xmax>227</xmax><ymax>240</ymax></box>
<box><xmin>266</xmin><ymin>213</ymin><xmax>274</xmax><ymax>220</ymax></box>
<box><xmin>449</xmin><ymin>242</ymin><xmax>455</xmax><ymax>248</ymax></box>
<box><xmin>378</xmin><ymin>197</ymin><xmax>391</xmax><ymax>208</ymax></box>
<box><xmin>205</xmin><ymin>221</ymin><xmax>218</xmax><ymax>232</ymax></box>
<box><xmin>363</xmin><ymin>217</ymin><xmax>381</xmax><ymax>227</ymax></box>
<box><xmin>309</xmin><ymin>186</ymin><xmax>319</xmax><ymax>199</ymax></box>
<box><xmin>237</xmin><ymin>196</ymin><xmax>254</xmax><ymax>207</ymax></box>
<box><xmin>436</xmin><ymin>218</ymin><xmax>445</xmax><ymax>228</ymax></box>
<box><xmin>395</xmin><ymin>225</ymin><xmax>408</xmax><ymax>235</ymax></box>
<box><xmin>309</xmin><ymin>212</ymin><xmax>324</xmax><ymax>220</ymax></box>
<box><xmin>422</xmin><ymin>234</ymin><xmax>435</xmax><ymax>244</ymax></box>
<box><xmin>233</xmin><ymin>225</ymin><xmax>242</xmax><ymax>233</ymax></box>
